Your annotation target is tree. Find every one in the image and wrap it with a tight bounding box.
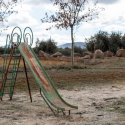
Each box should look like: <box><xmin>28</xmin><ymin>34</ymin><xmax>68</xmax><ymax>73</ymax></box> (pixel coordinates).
<box><xmin>86</xmin><ymin>31</ymin><xmax>125</xmax><ymax>55</ymax></box>
<box><xmin>57</xmin><ymin>47</ymin><xmax>71</xmax><ymax>56</ymax></box>
<box><xmin>74</xmin><ymin>46</ymin><xmax>86</xmax><ymax>55</ymax></box>
<box><xmin>41</xmin><ymin>0</ymin><xmax>104</xmax><ymax>66</ymax></box>
<box><xmin>0</xmin><ymin>47</ymin><xmax>4</xmax><ymax>54</ymax></box>
<box><xmin>38</xmin><ymin>40</ymin><xmax>47</xmax><ymax>53</ymax></box>
<box><xmin>0</xmin><ymin>0</ymin><xmax>21</xmax><ymax>34</ymax></box>
<box><xmin>85</xmin><ymin>36</ymin><xmax>95</xmax><ymax>52</ymax></box>
<box><xmin>109</xmin><ymin>32</ymin><xmax>122</xmax><ymax>54</ymax></box>
<box><xmin>121</xmin><ymin>34</ymin><xmax>125</xmax><ymax>49</ymax></box>
<box><xmin>35</xmin><ymin>38</ymin><xmax>57</xmax><ymax>54</ymax></box>
<box><xmin>34</xmin><ymin>38</ymin><xmax>40</xmax><ymax>54</ymax></box>
<box><xmin>46</xmin><ymin>38</ymin><xmax>57</xmax><ymax>54</ymax></box>
<box><xmin>95</xmin><ymin>30</ymin><xmax>109</xmax><ymax>52</ymax></box>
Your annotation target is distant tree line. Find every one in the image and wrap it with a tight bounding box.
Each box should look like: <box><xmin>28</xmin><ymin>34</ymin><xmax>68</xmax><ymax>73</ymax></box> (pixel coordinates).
<box><xmin>0</xmin><ymin>47</ymin><xmax>16</xmax><ymax>55</ymax></box>
<box><xmin>57</xmin><ymin>46</ymin><xmax>86</xmax><ymax>56</ymax></box>
<box><xmin>33</xmin><ymin>38</ymin><xmax>87</xmax><ymax>56</ymax></box>
<box><xmin>86</xmin><ymin>30</ymin><xmax>125</xmax><ymax>54</ymax></box>
<box><xmin>0</xmin><ymin>39</ymin><xmax>86</xmax><ymax>56</ymax></box>
<box><xmin>33</xmin><ymin>38</ymin><xmax>57</xmax><ymax>54</ymax></box>
<box><xmin>0</xmin><ymin>47</ymin><xmax>5</xmax><ymax>55</ymax></box>
<box><xmin>0</xmin><ymin>30</ymin><xmax>124</xmax><ymax>56</ymax></box>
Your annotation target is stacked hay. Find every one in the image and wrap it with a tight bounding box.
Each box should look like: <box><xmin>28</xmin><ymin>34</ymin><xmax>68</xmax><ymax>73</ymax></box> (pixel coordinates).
<box><xmin>53</xmin><ymin>52</ymin><xmax>63</xmax><ymax>57</ymax></box>
<box><xmin>74</xmin><ymin>53</ymin><xmax>81</xmax><ymax>57</ymax></box>
<box><xmin>39</xmin><ymin>50</ymin><xmax>45</xmax><ymax>57</ymax></box>
<box><xmin>44</xmin><ymin>53</ymin><xmax>50</xmax><ymax>58</ymax></box>
<box><xmin>2</xmin><ymin>54</ymin><xmax>10</xmax><ymax>58</ymax></box>
<box><xmin>95</xmin><ymin>49</ymin><xmax>104</xmax><ymax>58</ymax></box>
<box><xmin>39</xmin><ymin>50</ymin><xmax>49</xmax><ymax>58</ymax></box>
<box><xmin>83</xmin><ymin>51</ymin><xmax>93</xmax><ymax>59</ymax></box>
<box><xmin>117</xmin><ymin>49</ymin><xmax>125</xmax><ymax>57</ymax></box>
<box><xmin>104</xmin><ymin>51</ymin><xmax>113</xmax><ymax>57</ymax></box>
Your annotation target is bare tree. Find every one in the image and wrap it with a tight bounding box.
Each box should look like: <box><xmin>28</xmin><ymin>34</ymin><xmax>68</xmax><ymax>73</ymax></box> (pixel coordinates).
<box><xmin>0</xmin><ymin>0</ymin><xmax>22</xmax><ymax>34</ymax></box>
<box><xmin>41</xmin><ymin>0</ymin><xmax>104</xmax><ymax>66</ymax></box>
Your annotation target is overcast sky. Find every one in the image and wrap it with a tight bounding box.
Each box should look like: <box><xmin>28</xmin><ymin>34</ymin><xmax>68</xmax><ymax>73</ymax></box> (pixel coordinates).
<box><xmin>0</xmin><ymin>0</ymin><xmax>125</xmax><ymax>47</ymax></box>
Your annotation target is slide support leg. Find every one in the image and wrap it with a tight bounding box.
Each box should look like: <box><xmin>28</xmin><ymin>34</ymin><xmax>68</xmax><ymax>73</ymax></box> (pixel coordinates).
<box><xmin>62</xmin><ymin>110</ymin><xmax>65</xmax><ymax>115</ymax></box>
<box><xmin>40</xmin><ymin>88</ymin><xmax>57</xmax><ymax>116</ymax></box>
<box><xmin>69</xmin><ymin>110</ymin><xmax>70</xmax><ymax>115</ymax></box>
<box><xmin>23</xmin><ymin>58</ymin><xmax>32</xmax><ymax>103</ymax></box>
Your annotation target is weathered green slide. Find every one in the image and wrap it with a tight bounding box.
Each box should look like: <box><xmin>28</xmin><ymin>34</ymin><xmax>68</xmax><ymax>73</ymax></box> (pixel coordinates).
<box><xmin>18</xmin><ymin>42</ymin><xmax>78</xmax><ymax>115</ymax></box>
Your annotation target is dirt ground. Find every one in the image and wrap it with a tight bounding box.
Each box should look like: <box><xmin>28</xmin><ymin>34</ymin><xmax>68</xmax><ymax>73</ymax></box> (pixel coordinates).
<box><xmin>1</xmin><ymin>79</ymin><xmax>125</xmax><ymax>124</ymax></box>
<box><xmin>1</xmin><ymin>57</ymin><xmax>125</xmax><ymax>125</ymax></box>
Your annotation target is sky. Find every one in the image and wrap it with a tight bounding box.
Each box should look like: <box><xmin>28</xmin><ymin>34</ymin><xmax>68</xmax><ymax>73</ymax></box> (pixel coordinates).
<box><xmin>0</xmin><ymin>0</ymin><xmax>125</xmax><ymax>47</ymax></box>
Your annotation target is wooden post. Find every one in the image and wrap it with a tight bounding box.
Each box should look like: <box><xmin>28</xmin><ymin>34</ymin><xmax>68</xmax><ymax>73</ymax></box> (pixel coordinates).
<box><xmin>94</xmin><ymin>39</ymin><xmax>95</xmax><ymax>56</ymax></box>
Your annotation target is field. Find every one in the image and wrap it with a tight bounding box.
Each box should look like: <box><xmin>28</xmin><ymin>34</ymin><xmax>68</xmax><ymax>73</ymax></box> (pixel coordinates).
<box><xmin>1</xmin><ymin>57</ymin><xmax>125</xmax><ymax>125</ymax></box>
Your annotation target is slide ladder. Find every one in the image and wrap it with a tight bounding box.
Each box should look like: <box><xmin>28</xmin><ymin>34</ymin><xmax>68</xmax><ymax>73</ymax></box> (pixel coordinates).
<box><xmin>0</xmin><ymin>36</ymin><xmax>21</xmax><ymax>100</ymax></box>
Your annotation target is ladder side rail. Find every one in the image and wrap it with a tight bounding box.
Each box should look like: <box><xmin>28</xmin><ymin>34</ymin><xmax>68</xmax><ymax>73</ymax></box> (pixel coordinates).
<box><xmin>9</xmin><ymin>47</ymin><xmax>16</xmax><ymax>97</ymax></box>
<box><xmin>0</xmin><ymin>47</ymin><xmax>15</xmax><ymax>92</ymax></box>
<box><xmin>2</xmin><ymin>76</ymin><xmax>7</xmax><ymax>94</ymax></box>
<box><xmin>0</xmin><ymin>76</ymin><xmax>7</xmax><ymax>97</ymax></box>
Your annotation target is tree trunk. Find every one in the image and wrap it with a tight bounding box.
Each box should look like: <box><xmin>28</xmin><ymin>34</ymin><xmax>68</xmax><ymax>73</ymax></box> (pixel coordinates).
<box><xmin>71</xmin><ymin>26</ymin><xmax>74</xmax><ymax>66</ymax></box>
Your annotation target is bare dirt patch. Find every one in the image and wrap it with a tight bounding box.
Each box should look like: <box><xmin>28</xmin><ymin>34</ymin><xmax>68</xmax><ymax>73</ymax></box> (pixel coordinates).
<box><xmin>1</xmin><ymin>82</ymin><xmax>125</xmax><ymax>125</ymax></box>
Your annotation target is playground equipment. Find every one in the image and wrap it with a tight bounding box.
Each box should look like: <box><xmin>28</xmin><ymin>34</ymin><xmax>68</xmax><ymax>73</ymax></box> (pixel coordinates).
<box><xmin>0</xmin><ymin>26</ymin><xmax>78</xmax><ymax>116</ymax></box>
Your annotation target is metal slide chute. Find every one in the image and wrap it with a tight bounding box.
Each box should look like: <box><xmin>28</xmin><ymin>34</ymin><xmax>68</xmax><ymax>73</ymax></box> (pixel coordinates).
<box><xmin>18</xmin><ymin>42</ymin><xmax>78</xmax><ymax>115</ymax></box>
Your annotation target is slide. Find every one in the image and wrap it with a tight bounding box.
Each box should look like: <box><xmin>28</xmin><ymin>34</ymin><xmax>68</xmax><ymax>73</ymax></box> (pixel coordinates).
<box><xmin>18</xmin><ymin>42</ymin><xmax>78</xmax><ymax>111</ymax></box>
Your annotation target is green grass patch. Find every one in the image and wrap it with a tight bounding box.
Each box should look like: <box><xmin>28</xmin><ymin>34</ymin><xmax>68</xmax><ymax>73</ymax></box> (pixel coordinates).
<box><xmin>105</xmin><ymin>97</ymin><xmax>125</xmax><ymax>114</ymax></box>
<box><xmin>118</xmin><ymin>108</ymin><xmax>125</xmax><ymax>114</ymax></box>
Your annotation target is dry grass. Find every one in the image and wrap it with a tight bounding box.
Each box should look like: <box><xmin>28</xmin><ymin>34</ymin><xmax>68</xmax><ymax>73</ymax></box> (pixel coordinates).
<box><xmin>1</xmin><ymin>57</ymin><xmax>125</xmax><ymax>91</ymax></box>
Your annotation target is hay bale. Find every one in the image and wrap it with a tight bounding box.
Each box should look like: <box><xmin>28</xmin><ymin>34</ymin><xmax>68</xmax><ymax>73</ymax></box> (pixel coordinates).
<box><xmin>2</xmin><ymin>54</ymin><xmax>10</xmax><ymax>58</ymax></box>
<box><xmin>44</xmin><ymin>53</ymin><xmax>50</xmax><ymax>58</ymax></box>
<box><xmin>53</xmin><ymin>52</ymin><xmax>63</xmax><ymax>57</ymax></box>
<box><xmin>74</xmin><ymin>53</ymin><xmax>81</xmax><ymax>57</ymax></box>
<box><xmin>95</xmin><ymin>49</ymin><xmax>104</xmax><ymax>58</ymax></box>
<box><xmin>39</xmin><ymin>50</ymin><xmax>45</xmax><ymax>57</ymax></box>
<box><xmin>104</xmin><ymin>51</ymin><xmax>113</xmax><ymax>57</ymax></box>
<box><xmin>83</xmin><ymin>51</ymin><xmax>93</xmax><ymax>58</ymax></box>
<box><xmin>62</xmin><ymin>55</ymin><xmax>67</xmax><ymax>57</ymax></box>
<box><xmin>117</xmin><ymin>49</ymin><xmax>125</xmax><ymax>57</ymax></box>
<box><xmin>39</xmin><ymin>50</ymin><xmax>50</xmax><ymax>58</ymax></box>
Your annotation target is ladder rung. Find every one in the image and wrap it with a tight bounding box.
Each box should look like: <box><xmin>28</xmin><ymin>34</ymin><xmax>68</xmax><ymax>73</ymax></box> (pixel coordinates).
<box><xmin>8</xmin><ymin>70</ymin><xmax>17</xmax><ymax>73</ymax></box>
<box><xmin>5</xmin><ymin>85</ymin><xmax>13</xmax><ymax>87</ymax></box>
<box><xmin>10</xmin><ymin>63</ymin><xmax>19</xmax><ymax>65</ymax></box>
<box><xmin>6</xmin><ymin>78</ymin><xmax>15</xmax><ymax>80</ymax></box>
<box><xmin>3</xmin><ymin>92</ymin><xmax>11</xmax><ymax>94</ymax></box>
<box><xmin>13</xmin><ymin>55</ymin><xmax>20</xmax><ymax>57</ymax></box>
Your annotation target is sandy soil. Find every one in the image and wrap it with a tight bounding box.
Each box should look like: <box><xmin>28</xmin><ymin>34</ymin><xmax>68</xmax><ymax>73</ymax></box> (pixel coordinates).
<box><xmin>1</xmin><ymin>82</ymin><xmax>125</xmax><ymax>125</ymax></box>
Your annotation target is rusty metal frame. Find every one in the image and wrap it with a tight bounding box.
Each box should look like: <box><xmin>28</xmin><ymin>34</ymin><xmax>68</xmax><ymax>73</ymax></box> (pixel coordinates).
<box><xmin>0</xmin><ymin>49</ymin><xmax>33</xmax><ymax>102</ymax></box>
<box><xmin>23</xmin><ymin>58</ymin><xmax>32</xmax><ymax>102</ymax></box>
<box><xmin>10</xmin><ymin>56</ymin><xmax>33</xmax><ymax>102</ymax></box>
